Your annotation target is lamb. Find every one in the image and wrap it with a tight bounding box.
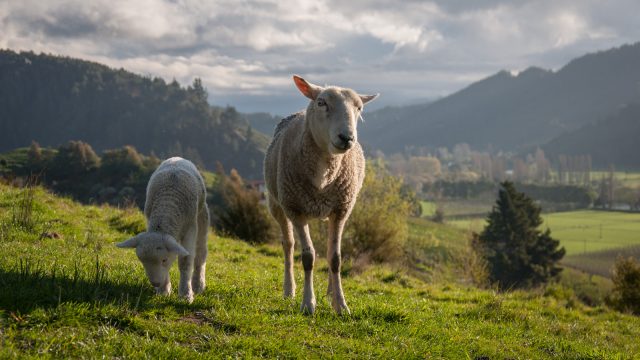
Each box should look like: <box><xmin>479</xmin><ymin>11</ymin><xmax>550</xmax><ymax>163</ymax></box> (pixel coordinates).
<box><xmin>116</xmin><ymin>157</ymin><xmax>210</xmax><ymax>303</ymax></box>
<box><xmin>264</xmin><ymin>75</ymin><xmax>378</xmax><ymax>314</ymax></box>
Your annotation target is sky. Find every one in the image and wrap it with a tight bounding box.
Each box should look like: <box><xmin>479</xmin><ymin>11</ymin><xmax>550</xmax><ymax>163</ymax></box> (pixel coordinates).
<box><xmin>2</xmin><ymin>0</ymin><xmax>640</xmax><ymax>115</ymax></box>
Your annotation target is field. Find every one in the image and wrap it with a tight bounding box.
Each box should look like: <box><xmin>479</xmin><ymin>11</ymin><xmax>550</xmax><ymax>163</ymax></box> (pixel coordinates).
<box><xmin>2</xmin><ymin>184</ymin><xmax>640</xmax><ymax>358</ymax></box>
<box><xmin>448</xmin><ymin>209</ymin><xmax>640</xmax><ymax>278</ymax></box>
<box><xmin>591</xmin><ymin>171</ymin><xmax>640</xmax><ymax>188</ymax></box>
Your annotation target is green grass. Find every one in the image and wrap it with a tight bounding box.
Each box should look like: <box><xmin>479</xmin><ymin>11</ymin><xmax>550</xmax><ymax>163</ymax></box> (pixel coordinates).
<box><xmin>2</xmin><ymin>184</ymin><xmax>640</xmax><ymax>358</ymax></box>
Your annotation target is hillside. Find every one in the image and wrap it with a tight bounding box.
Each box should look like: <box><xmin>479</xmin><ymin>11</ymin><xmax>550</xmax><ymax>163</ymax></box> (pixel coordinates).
<box><xmin>543</xmin><ymin>102</ymin><xmax>640</xmax><ymax>169</ymax></box>
<box><xmin>1</xmin><ymin>183</ymin><xmax>639</xmax><ymax>358</ymax></box>
<box><xmin>361</xmin><ymin>42</ymin><xmax>640</xmax><ymax>155</ymax></box>
<box><xmin>0</xmin><ymin>50</ymin><xmax>268</xmax><ymax>179</ymax></box>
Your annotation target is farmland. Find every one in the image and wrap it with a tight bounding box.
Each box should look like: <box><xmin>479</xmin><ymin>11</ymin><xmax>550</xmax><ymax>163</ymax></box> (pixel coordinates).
<box><xmin>448</xmin><ymin>210</ymin><xmax>640</xmax><ymax>256</ymax></box>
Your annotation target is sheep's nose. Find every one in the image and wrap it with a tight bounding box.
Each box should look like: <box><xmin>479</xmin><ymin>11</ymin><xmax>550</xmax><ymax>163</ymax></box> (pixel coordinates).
<box><xmin>338</xmin><ymin>133</ymin><xmax>355</xmax><ymax>149</ymax></box>
<box><xmin>150</xmin><ymin>281</ymin><xmax>161</xmax><ymax>287</ymax></box>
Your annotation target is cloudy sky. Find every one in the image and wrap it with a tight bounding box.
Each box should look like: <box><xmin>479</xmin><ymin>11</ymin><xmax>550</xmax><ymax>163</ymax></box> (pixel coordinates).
<box><xmin>2</xmin><ymin>0</ymin><xmax>639</xmax><ymax>114</ymax></box>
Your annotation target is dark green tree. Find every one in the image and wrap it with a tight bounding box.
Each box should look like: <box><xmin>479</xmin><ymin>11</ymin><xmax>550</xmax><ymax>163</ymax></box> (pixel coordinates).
<box><xmin>474</xmin><ymin>181</ymin><xmax>565</xmax><ymax>289</ymax></box>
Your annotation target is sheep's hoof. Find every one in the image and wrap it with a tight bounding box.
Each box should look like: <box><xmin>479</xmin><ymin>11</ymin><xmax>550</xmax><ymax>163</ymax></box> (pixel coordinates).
<box><xmin>331</xmin><ymin>297</ymin><xmax>350</xmax><ymax>315</ymax></box>
<box><xmin>156</xmin><ymin>282</ymin><xmax>172</xmax><ymax>296</ymax></box>
<box><xmin>192</xmin><ymin>281</ymin><xmax>205</xmax><ymax>294</ymax></box>
<box><xmin>333</xmin><ymin>303</ymin><xmax>351</xmax><ymax>316</ymax></box>
<box><xmin>300</xmin><ymin>300</ymin><xmax>316</xmax><ymax>315</ymax></box>
<box><xmin>179</xmin><ymin>290</ymin><xmax>194</xmax><ymax>304</ymax></box>
<box><xmin>283</xmin><ymin>286</ymin><xmax>296</xmax><ymax>298</ymax></box>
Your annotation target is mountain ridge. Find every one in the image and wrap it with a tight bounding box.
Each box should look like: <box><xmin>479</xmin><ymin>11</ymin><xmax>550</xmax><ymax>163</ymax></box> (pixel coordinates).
<box><xmin>360</xmin><ymin>42</ymin><xmax>640</xmax><ymax>156</ymax></box>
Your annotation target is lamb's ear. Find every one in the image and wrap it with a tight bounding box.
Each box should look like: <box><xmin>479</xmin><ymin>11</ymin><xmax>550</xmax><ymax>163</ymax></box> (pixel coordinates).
<box><xmin>293</xmin><ymin>75</ymin><xmax>322</xmax><ymax>100</ymax></box>
<box><xmin>164</xmin><ymin>236</ymin><xmax>189</xmax><ymax>256</ymax></box>
<box><xmin>359</xmin><ymin>93</ymin><xmax>379</xmax><ymax>105</ymax></box>
<box><xmin>116</xmin><ymin>236</ymin><xmax>139</xmax><ymax>249</ymax></box>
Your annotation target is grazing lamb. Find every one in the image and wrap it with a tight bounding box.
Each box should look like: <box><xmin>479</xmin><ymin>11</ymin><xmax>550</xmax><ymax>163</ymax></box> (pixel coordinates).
<box><xmin>116</xmin><ymin>157</ymin><xmax>210</xmax><ymax>303</ymax></box>
<box><xmin>264</xmin><ymin>75</ymin><xmax>378</xmax><ymax>314</ymax></box>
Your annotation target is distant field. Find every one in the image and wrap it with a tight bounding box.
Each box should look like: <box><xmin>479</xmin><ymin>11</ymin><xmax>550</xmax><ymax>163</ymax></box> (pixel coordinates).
<box><xmin>450</xmin><ymin>210</ymin><xmax>640</xmax><ymax>255</ymax></box>
<box><xmin>591</xmin><ymin>171</ymin><xmax>640</xmax><ymax>187</ymax></box>
<box><xmin>448</xmin><ymin>210</ymin><xmax>640</xmax><ymax>277</ymax></box>
<box><xmin>420</xmin><ymin>200</ymin><xmax>491</xmax><ymax>219</ymax></box>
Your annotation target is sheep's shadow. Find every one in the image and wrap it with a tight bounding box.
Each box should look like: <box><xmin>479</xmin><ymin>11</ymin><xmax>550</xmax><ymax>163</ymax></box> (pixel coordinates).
<box><xmin>0</xmin><ymin>262</ymin><xmax>155</xmax><ymax>313</ymax></box>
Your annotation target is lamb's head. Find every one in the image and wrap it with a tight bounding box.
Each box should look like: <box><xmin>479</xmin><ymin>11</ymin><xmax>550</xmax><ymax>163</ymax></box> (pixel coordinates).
<box><xmin>116</xmin><ymin>232</ymin><xmax>188</xmax><ymax>288</ymax></box>
<box><xmin>294</xmin><ymin>75</ymin><xmax>378</xmax><ymax>155</ymax></box>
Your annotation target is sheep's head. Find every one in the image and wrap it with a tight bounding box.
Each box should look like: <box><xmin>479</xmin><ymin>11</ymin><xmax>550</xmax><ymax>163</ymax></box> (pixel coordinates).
<box><xmin>116</xmin><ymin>232</ymin><xmax>188</xmax><ymax>289</ymax></box>
<box><xmin>294</xmin><ymin>75</ymin><xmax>378</xmax><ymax>155</ymax></box>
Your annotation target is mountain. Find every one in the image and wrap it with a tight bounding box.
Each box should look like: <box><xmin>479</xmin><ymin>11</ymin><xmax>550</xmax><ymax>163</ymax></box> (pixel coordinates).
<box><xmin>360</xmin><ymin>43</ymin><xmax>640</xmax><ymax>154</ymax></box>
<box><xmin>0</xmin><ymin>50</ymin><xmax>268</xmax><ymax>178</ymax></box>
<box><xmin>543</xmin><ymin>102</ymin><xmax>640</xmax><ymax>170</ymax></box>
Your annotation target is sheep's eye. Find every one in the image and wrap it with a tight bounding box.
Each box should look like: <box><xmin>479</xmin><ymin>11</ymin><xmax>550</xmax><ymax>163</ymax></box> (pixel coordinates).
<box><xmin>162</xmin><ymin>258</ymin><xmax>167</xmax><ymax>264</ymax></box>
<box><xmin>317</xmin><ymin>99</ymin><xmax>327</xmax><ymax>107</ymax></box>
<box><xmin>357</xmin><ymin>106</ymin><xmax>362</xmax><ymax>112</ymax></box>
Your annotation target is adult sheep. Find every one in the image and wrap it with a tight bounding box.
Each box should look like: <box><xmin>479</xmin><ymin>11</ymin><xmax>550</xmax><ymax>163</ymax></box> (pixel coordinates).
<box><xmin>264</xmin><ymin>75</ymin><xmax>378</xmax><ymax>314</ymax></box>
<box><xmin>116</xmin><ymin>157</ymin><xmax>209</xmax><ymax>303</ymax></box>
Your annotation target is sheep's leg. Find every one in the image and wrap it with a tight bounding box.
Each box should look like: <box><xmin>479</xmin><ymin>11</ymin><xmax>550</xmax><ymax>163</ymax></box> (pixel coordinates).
<box><xmin>192</xmin><ymin>205</ymin><xmax>209</xmax><ymax>294</ymax></box>
<box><xmin>328</xmin><ymin>216</ymin><xmax>350</xmax><ymax>315</ymax></box>
<box><xmin>293</xmin><ymin>222</ymin><xmax>316</xmax><ymax>314</ymax></box>
<box><xmin>178</xmin><ymin>225</ymin><xmax>197</xmax><ymax>303</ymax></box>
<box><xmin>269</xmin><ymin>198</ymin><xmax>296</xmax><ymax>298</ymax></box>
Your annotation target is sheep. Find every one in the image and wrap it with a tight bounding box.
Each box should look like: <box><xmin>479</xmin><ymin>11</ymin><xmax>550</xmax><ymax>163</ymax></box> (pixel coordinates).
<box><xmin>116</xmin><ymin>157</ymin><xmax>210</xmax><ymax>303</ymax></box>
<box><xmin>264</xmin><ymin>75</ymin><xmax>378</xmax><ymax>314</ymax></box>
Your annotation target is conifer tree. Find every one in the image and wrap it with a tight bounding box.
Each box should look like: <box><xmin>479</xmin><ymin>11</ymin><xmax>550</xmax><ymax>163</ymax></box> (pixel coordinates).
<box><xmin>475</xmin><ymin>181</ymin><xmax>565</xmax><ymax>289</ymax></box>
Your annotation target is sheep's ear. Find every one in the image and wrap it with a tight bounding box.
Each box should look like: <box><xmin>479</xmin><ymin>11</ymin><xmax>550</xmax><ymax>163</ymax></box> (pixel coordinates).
<box><xmin>116</xmin><ymin>236</ymin><xmax>139</xmax><ymax>249</ymax></box>
<box><xmin>164</xmin><ymin>237</ymin><xmax>189</xmax><ymax>256</ymax></box>
<box><xmin>293</xmin><ymin>75</ymin><xmax>322</xmax><ymax>100</ymax></box>
<box><xmin>359</xmin><ymin>93</ymin><xmax>379</xmax><ymax>105</ymax></box>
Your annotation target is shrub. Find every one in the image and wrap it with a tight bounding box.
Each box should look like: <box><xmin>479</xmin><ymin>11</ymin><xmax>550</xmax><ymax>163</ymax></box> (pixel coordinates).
<box><xmin>212</xmin><ymin>168</ymin><xmax>276</xmax><ymax>244</ymax></box>
<box><xmin>607</xmin><ymin>257</ymin><xmax>640</xmax><ymax>314</ymax></box>
<box><xmin>343</xmin><ymin>162</ymin><xmax>410</xmax><ymax>263</ymax></box>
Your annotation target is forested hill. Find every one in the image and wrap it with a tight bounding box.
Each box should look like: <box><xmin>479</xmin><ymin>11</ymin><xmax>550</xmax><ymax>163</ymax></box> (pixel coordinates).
<box><xmin>360</xmin><ymin>42</ymin><xmax>640</xmax><ymax>154</ymax></box>
<box><xmin>0</xmin><ymin>50</ymin><xmax>268</xmax><ymax>179</ymax></box>
<box><xmin>543</xmin><ymin>102</ymin><xmax>640</xmax><ymax>170</ymax></box>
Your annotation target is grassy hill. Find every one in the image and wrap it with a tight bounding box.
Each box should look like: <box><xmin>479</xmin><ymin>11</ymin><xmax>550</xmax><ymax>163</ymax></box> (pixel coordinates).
<box><xmin>1</xmin><ymin>183</ymin><xmax>640</xmax><ymax>358</ymax></box>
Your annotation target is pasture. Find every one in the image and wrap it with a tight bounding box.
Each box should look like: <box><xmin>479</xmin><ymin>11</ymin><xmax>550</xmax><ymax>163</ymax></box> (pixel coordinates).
<box><xmin>449</xmin><ymin>210</ymin><xmax>640</xmax><ymax>256</ymax></box>
<box><xmin>2</xmin><ymin>184</ymin><xmax>640</xmax><ymax>358</ymax></box>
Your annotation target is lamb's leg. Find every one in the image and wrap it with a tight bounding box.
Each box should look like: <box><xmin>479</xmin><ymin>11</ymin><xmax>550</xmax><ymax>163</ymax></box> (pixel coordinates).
<box><xmin>192</xmin><ymin>204</ymin><xmax>209</xmax><ymax>294</ymax></box>
<box><xmin>178</xmin><ymin>225</ymin><xmax>197</xmax><ymax>303</ymax></box>
<box><xmin>269</xmin><ymin>198</ymin><xmax>296</xmax><ymax>298</ymax></box>
<box><xmin>293</xmin><ymin>221</ymin><xmax>316</xmax><ymax>314</ymax></box>
<box><xmin>328</xmin><ymin>216</ymin><xmax>350</xmax><ymax>315</ymax></box>
<box><xmin>157</xmin><ymin>275</ymin><xmax>172</xmax><ymax>295</ymax></box>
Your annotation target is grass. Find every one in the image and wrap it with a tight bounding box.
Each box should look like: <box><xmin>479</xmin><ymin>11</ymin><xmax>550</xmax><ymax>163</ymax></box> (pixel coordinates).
<box><xmin>2</xmin><ymin>184</ymin><xmax>640</xmax><ymax>358</ymax></box>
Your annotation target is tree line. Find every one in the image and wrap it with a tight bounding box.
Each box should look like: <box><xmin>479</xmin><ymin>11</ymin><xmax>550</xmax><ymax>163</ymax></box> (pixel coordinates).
<box><xmin>0</xmin><ymin>49</ymin><xmax>267</xmax><ymax>179</ymax></box>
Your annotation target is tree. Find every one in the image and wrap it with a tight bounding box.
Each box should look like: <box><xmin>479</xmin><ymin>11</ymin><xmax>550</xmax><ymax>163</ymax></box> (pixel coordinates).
<box><xmin>474</xmin><ymin>181</ymin><xmax>565</xmax><ymax>289</ymax></box>
<box><xmin>51</xmin><ymin>140</ymin><xmax>100</xmax><ymax>179</ymax></box>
